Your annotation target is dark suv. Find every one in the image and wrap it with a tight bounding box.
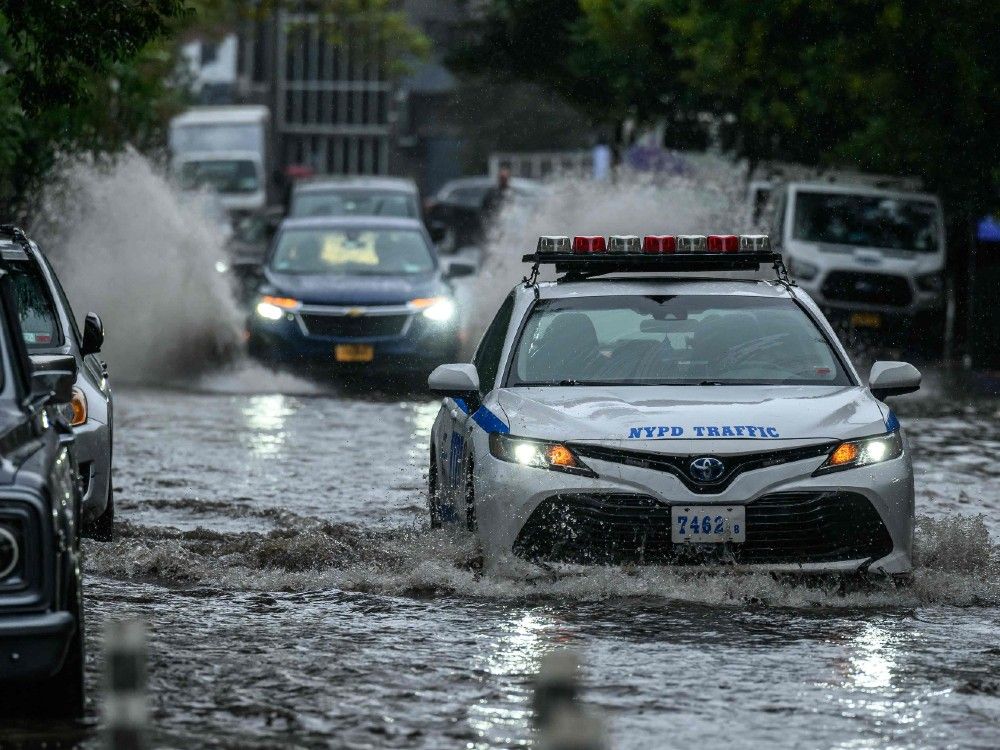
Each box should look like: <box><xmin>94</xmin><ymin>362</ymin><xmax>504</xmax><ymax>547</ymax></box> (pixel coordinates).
<box><xmin>0</xmin><ymin>268</ymin><xmax>86</xmax><ymax>717</ymax></box>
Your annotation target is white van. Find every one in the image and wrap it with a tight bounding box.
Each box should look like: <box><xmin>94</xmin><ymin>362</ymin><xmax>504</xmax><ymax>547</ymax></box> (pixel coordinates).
<box><xmin>771</xmin><ymin>181</ymin><xmax>945</xmax><ymax>335</ymax></box>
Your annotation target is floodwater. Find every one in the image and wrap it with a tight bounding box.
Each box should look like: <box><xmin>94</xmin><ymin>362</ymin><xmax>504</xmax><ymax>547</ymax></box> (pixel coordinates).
<box><xmin>3</xmin><ymin>366</ymin><xmax>999</xmax><ymax>749</ymax></box>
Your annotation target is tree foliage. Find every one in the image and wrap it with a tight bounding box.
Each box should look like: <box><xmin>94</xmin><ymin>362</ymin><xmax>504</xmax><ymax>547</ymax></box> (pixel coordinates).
<box><xmin>457</xmin><ymin>0</ymin><xmax>1000</xmax><ymax>218</ymax></box>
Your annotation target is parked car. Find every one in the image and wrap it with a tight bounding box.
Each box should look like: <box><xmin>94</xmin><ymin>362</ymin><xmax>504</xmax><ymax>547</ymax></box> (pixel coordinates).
<box><xmin>0</xmin><ymin>265</ymin><xmax>86</xmax><ymax>717</ymax></box>
<box><xmin>247</xmin><ymin>216</ymin><xmax>474</xmax><ymax>379</ymax></box>
<box><xmin>0</xmin><ymin>226</ymin><xmax>114</xmax><ymax>540</ymax></box>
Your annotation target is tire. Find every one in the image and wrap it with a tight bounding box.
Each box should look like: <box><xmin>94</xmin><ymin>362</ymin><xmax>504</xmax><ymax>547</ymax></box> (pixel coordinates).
<box><xmin>465</xmin><ymin>458</ymin><xmax>477</xmax><ymax>533</ymax></box>
<box><xmin>85</xmin><ymin>484</ymin><xmax>114</xmax><ymax>542</ymax></box>
<box><xmin>18</xmin><ymin>571</ymin><xmax>86</xmax><ymax>719</ymax></box>
<box><xmin>428</xmin><ymin>451</ymin><xmax>442</xmax><ymax>529</ymax></box>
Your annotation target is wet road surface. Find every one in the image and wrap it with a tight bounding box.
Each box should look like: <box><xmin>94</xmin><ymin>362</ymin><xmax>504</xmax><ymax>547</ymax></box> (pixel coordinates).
<box><xmin>3</xmin><ymin>366</ymin><xmax>999</xmax><ymax>748</ymax></box>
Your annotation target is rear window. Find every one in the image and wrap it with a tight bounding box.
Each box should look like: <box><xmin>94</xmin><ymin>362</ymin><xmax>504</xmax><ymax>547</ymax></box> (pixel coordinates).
<box><xmin>5</xmin><ymin>261</ymin><xmax>62</xmax><ymax>348</ymax></box>
<box><xmin>508</xmin><ymin>295</ymin><xmax>849</xmax><ymax>387</ymax></box>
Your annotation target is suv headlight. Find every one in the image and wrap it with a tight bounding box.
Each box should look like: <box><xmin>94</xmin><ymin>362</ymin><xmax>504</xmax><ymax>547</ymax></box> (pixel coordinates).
<box><xmin>256</xmin><ymin>296</ymin><xmax>300</xmax><ymax>320</ymax></box>
<box><xmin>814</xmin><ymin>431</ymin><xmax>903</xmax><ymax>475</ymax></box>
<box><xmin>409</xmin><ymin>296</ymin><xmax>456</xmax><ymax>323</ymax></box>
<box><xmin>489</xmin><ymin>434</ymin><xmax>596</xmax><ymax>477</ymax></box>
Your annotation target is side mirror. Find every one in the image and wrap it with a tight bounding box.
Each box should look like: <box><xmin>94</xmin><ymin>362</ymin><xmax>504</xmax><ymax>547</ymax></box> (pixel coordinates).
<box><xmin>869</xmin><ymin>361</ymin><xmax>921</xmax><ymax>400</ymax></box>
<box><xmin>30</xmin><ymin>354</ymin><xmax>77</xmax><ymax>404</ymax></box>
<box><xmin>81</xmin><ymin>312</ymin><xmax>104</xmax><ymax>356</ymax></box>
<box><xmin>428</xmin><ymin>220</ymin><xmax>449</xmax><ymax>244</ymax></box>
<box><xmin>428</xmin><ymin>363</ymin><xmax>479</xmax><ymax>399</ymax></box>
<box><xmin>442</xmin><ymin>258</ymin><xmax>476</xmax><ymax>279</ymax></box>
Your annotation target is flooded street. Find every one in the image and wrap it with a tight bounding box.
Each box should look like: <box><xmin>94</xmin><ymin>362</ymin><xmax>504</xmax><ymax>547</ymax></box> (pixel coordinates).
<box><xmin>7</xmin><ymin>367</ymin><xmax>1000</xmax><ymax>749</ymax></box>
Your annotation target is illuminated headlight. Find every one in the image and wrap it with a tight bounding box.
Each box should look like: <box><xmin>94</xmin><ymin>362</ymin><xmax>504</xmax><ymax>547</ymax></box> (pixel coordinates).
<box><xmin>814</xmin><ymin>431</ymin><xmax>903</xmax><ymax>475</ymax></box>
<box><xmin>410</xmin><ymin>297</ymin><xmax>456</xmax><ymax>323</ymax></box>
<box><xmin>255</xmin><ymin>296</ymin><xmax>300</xmax><ymax>321</ymax></box>
<box><xmin>489</xmin><ymin>434</ymin><xmax>595</xmax><ymax>477</ymax></box>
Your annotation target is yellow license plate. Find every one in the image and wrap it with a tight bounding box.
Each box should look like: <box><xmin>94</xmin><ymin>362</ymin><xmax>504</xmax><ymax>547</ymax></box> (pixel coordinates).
<box><xmin>334</xmin><ymin>344</ymin><xmax>374</xmax><ymax>363</ymax></box>
<box><xmin>850</xmin><ymin>312</ymin><xmax>882</xmax><ymax>329</ymax></box>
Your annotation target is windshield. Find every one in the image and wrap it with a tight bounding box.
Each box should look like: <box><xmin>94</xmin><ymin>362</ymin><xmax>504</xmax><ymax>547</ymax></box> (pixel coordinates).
<box><xmin>509</xmin><ymin>295</ymin><xmax>849</xmax><ymax>387</ymax></box>
<box><xmin>270</xmin><ymin>228</ymin><xmax>435</xmax><ymax>276</ymax></box>
<box><xmin>5</xmin><ymin>261</ymin><xmax>62</xmax><ymax>348</ymax></box>
<box><xmin>290</xmin><ymin>190</ymin><xmax>418</xmax><ymax>219</ymax></box>
<box><xmin>792</xmin><ymin>191</ymin><xmax>940</xmax><ymax>252</ymax></box>
<box><xmin>171</xmin><ymin>123</ymin><xmax>262</xmax><ymax>153</ymax></box>
<box><xmin>179</xmin><ymin>160</ymin><xmax>260</xmax><ymax>194</ymax></box>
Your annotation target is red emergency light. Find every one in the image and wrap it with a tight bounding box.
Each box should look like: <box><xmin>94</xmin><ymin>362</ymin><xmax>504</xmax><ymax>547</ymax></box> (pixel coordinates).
<box><xmin>642</xmin><ymin>235</ymin><xmax>677</xmax><ymax>254</ymax></box>
<box><xmin>573</xmin><ymin>235</ymin><xmax>606</xmax><ymax>254</ymax></box>
<box><xmin>707</xmin><ymin>234</ymin><xmax>739</xmax><ymax>253</ymax></box>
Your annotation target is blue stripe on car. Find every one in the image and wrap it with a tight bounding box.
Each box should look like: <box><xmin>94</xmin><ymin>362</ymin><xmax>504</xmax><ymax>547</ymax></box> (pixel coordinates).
<box><xmin>885</xmin><ymin>410</ymin><xmax>900</xmax><ymax>432</ymax></box>
<box><xmin>452</xmin><ymin>398</ymin><xmax>509</xmax><ymax>434</ymax></box>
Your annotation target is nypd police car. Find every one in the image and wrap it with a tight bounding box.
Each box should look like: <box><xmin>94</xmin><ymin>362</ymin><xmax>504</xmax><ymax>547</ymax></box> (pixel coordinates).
<box><xmin>427</xmin><ymin>234</ymin><xmax>920</xmax><ymax>576</ymax></box>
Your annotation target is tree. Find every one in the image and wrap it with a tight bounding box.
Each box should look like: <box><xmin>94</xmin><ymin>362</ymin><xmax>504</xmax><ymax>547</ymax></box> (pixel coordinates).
<box><xmin>459</xmin><ymin>0</ymin><xmax>1000</xmax><ymax>220</ymax></box>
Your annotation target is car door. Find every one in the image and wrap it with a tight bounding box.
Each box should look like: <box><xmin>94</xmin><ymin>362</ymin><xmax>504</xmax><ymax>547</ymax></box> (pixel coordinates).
<box><xmin>449</xmin><ymin>293</ymin><xmax>516</xmax><ymax>500</ymax></box>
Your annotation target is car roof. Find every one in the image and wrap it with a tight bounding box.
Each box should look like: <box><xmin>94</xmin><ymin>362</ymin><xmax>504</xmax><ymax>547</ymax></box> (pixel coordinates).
<box><xmin>786</xmin><ymin>181</ymin><xmax>940</xmax><ymax>203</ymax></box>
<box><xmin>293</xmin><ymin>176</ymin><xmax>418</xmax><ymax>194</ymax></box>
<box><xmin>278</xmin><ymin>216</ymin><xmax>428</xmax><ymax>232</ymax></box>
<box><xmin>528</xmin><ymin>277</ymin><xmax>796</xmax><ymax>301</ymax></box>
<box><xmin>438</xmin><ymin>176</ymin><xmax>541</xmax><ymax>193</ymax></box>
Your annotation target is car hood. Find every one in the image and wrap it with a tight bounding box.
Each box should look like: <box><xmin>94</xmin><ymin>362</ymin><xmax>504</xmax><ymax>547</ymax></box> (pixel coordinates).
<box><xmin>263</xmin><ymin>270</ymin><xmax>443</xmax><ymax>306</ymax></box>
<box><xmin>495</xmin><ymin>385</ymin><xmax>889</xmax><ymax>448</ymax></box>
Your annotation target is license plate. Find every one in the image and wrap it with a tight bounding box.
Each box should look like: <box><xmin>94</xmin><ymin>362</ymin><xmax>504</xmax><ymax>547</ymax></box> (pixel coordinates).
<box><xmin>334</xmin><ymin>344</ymin><xmax>374</xmax><ymax>363</ymax></box>
<box><xmin>671</xmin><ymin>505</ymin><xmax>746</xmax><ymax>544</ymax></box>
<box><xmin>850</xmin><ymin>312</ymin><xmax>882</xmax><ymax>329</ymax></box>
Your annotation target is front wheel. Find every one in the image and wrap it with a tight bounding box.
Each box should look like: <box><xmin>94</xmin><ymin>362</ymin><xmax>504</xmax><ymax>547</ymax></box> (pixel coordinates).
<box><xmin>428</xmin><ymin>451</ymin><xmax>442</xmax><ymax>529</ymax></box>
<box><xmin>85</xmin><ymin>484</ymin><xmax>114</xmax><ymax>542</ymax></box>
<box><xmin>465</xmin><ymin>458</ymin><xmax>477</xmax><ymax>533</ymax></box>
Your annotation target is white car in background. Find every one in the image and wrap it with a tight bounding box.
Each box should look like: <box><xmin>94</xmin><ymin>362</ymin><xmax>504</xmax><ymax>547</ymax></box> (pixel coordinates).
<box><xmin>427</xmin><ymin>234</ymin><xmax>920</xmax><ymax>577</ymax></box>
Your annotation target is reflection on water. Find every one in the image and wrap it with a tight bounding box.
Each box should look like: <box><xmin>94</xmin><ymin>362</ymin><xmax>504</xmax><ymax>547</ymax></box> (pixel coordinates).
<box><xmin>7</xmin><ymin>373</ymin><xmax>998</xmax><ymax>749</ymax></box>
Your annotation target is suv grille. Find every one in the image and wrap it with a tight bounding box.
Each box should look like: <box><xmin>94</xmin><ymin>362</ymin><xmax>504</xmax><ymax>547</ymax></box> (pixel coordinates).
<box><xmin>300</xmin><ymin>313</ymin><xmax>409</xmax><ymax>338</ymax></box>
<box><xmin>821</xmin><ymin>271</ymin><xmax>912</xmax><ymax>307</ymax></box>
<box><xmin>513</xmin><ymin>491</ymin><xmax>893</xmax><ymax>566</ymax></box>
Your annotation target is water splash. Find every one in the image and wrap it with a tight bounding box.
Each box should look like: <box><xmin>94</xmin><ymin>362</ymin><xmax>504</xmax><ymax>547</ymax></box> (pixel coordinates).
<box><xmin>30</xmin><ymin>149</ymin><xmax>243</xmax><ymax>383</ymax></box>
<box><xmin>85</xmin><ymin>510</ymin><xmax>999</xmax><ymax>609</ymax></box>
<box><xmin>461</xmin><ymin>162</ymin><xmax>759</xmax><ymax>348</ymax></box>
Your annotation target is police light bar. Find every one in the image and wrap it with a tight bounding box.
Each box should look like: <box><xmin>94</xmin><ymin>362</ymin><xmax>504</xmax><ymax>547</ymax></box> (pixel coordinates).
<box><xmin>608</xmin><ymin>235</ymin><xmax>641</xmax><ymax>253</ymax></box>
<box><xmin>537</xmin><ymin>236</ymin><xmax>571</xmax><ymax>254</ymax></box>
<box><xmin>522</xmin><ymin>234</ymin><xmax>785</xmax><ymax>279</ymax></box>
<box><xmin>642</xmin><ymin>235</ymin><xmax>677</xmax><ymax>254</ymax></box>
<box><xmin>572</xmin><ymin>235</ymin><xmax>606</xmax><ymax>253</ymax></box>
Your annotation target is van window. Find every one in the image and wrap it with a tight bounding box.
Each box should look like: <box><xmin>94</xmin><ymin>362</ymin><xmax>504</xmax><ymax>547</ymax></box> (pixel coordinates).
<box><xmin>792</xmin><ymin>191</ymin><xmax>940</xmax><ymax>252</ymax></box>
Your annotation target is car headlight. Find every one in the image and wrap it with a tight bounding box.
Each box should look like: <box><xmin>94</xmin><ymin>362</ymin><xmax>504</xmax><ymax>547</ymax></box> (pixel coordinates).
<box><xmin>788</xmin><ymin>257</ymin><xmax>819</xmax><ymax>281</ymax></box>
<box><xmin>61</xmin><ymin>387</ymin><xmax>87</xmax><ymax>427</ymax></box>
<box><xmin>409</xmin><ymin>296</ymin><xmax>456</xmax><ymax>322</ymax></box>
<box><xmin>916</xmin><ymin>272</ymin><xmax>944</xmax><ymax>292</ymax></box>
<box><xmin>489</xmin><ymin>434</ymin><xmax>596</xmax><ymax>477</ymax></box>
<box><xmin>814</xmin><ymin>431</ymin><xmax>903</xmax><ymax>475</ymax></box>
<box><xmin>255</xmin><ymin>296</ymin><xmax>300</xmax><ymax>321</ymax></box>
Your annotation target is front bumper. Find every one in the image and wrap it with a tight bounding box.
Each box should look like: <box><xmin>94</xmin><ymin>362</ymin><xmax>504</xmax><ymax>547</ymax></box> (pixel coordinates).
<box><xmin>73</xmin><ymin>417</ymin><xmax>111</xmax><ymax>521</ymax></box>
<box><xmin>248</xmin><ymin>306</ymin><xmax>460</xmax><ymax>373</ymax></box>
<box><xmin>0</xmin><ymin>611</ymin><xmax>75</xmax><ymax>681</ymax></box>
<box><xmin>475</xmin><ymin>446</ymin><xmax>914</xmax><ymax>575</ymax></box>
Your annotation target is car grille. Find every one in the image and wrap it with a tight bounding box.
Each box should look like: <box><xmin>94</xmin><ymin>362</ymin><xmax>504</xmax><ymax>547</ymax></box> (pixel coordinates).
<box><xmin>570</xmin><ymin>442</ymin><xmax>838</xmax><ymax>494</ymax></box>
<box><xmin>820</xmin><ymin>271</ymin><xmax>912</xmax><ymax>307</ymax></box>
<box><xmin>300</xmin><ymin>313</ymin><xmax>409</xmax><ymax>338</ymax></box>
<box><xmin>512</xmin><ymin>491</ymin><xmax>894</xmax><ymax>566</ymax></box>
